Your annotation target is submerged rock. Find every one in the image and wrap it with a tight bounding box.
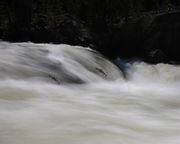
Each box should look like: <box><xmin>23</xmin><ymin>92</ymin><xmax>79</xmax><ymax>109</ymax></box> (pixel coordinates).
<box><xmin>0</xmin><ymin>42</ymin><xmax>123</xmax><ymax>84</ymax></box>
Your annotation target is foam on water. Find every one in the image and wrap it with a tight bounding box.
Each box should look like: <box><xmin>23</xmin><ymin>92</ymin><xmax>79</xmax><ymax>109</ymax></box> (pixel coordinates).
<box><xmin>0</xmin><ymin>42</ymin><xmax>180</xmax><ymax>144</ymax></box>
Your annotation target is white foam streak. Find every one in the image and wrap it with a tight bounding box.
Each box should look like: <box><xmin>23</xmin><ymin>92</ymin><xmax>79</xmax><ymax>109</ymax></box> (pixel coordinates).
<box><xmin>0</xmin><ymin>42</ymin><xmax>180</xmax><ymax>144</ymax></box>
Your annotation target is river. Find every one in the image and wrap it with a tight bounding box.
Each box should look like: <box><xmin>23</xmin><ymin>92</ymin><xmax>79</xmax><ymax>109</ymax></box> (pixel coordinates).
<box><xmin>0</xmin><ymin>42</ymin><xmax>180</xmax><ymax>144</ymax></box>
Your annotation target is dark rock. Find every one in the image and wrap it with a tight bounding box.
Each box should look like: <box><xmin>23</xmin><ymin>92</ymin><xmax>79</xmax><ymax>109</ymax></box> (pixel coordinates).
<box><xmin>111</xmin><ymin>11</ymin><xmax>180</xmax><ymax>63</ymax></box>
<box><xmin>145</xmin><ymin>12</ymin><xmax>180</xmax><ymax>62</ymax></box>
<box><xmin>148</xmin><ymin>49</ymin><xmax>168</xmax><ymax>63</ymax></box>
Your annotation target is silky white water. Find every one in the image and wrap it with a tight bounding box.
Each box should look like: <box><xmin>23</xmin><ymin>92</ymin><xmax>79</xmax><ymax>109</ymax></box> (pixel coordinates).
<box><xmin>0</xmin><ymin>42</ymin><xmax>180</xmax><ymax>144</ymax></box>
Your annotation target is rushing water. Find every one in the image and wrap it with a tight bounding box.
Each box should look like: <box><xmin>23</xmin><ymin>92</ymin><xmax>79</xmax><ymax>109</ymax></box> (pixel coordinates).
<box><xmin>0</xmin><ymin>42</ymin><xmax>180</xmax><ymax>144</ymax></box>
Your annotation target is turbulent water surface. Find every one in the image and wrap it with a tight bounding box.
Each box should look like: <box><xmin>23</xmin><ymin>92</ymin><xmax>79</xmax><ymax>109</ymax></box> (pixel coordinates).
<box><xmin>0</xmin><ymin>42</ymin><xmax>180</xmax><ymax>144</ymax></box>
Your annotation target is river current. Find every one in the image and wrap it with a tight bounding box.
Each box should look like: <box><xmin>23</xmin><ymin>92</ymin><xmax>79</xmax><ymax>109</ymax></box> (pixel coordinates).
<box><xmin>0</xmin><ymin>42</ymin><xmax>180</xmax><ymax>144</ymax></box>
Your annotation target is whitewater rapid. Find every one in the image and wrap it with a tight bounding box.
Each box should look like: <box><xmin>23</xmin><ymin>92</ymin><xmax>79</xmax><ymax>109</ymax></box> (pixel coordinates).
<box><xmin>0</xmin><ymin>42</ymin><xmax>180</xmax><ymax>144</ymax></box>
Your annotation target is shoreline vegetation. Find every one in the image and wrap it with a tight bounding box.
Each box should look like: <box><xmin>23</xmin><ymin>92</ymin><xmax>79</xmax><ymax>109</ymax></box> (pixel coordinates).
<box><xmin>0</xmin><ymin>0</ymin><xmax>180</xmax><ymax>64</ymax></box>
